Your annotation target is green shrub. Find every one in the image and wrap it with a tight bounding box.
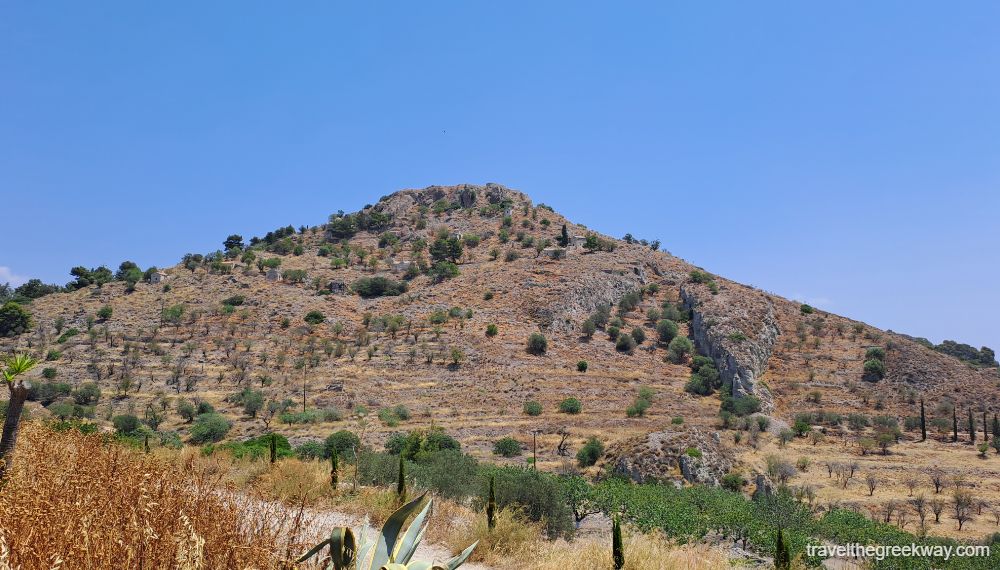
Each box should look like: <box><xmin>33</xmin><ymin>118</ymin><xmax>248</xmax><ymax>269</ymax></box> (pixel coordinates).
<box><xmin>112</xmin><ymin>414</ymin><xmax>142</xmax><ymax>436</ymax></box>
<box><xmin>487</xmin><ymin>466</ymin><xmax>575</xmax><ymax>538</ymax></box>
<box><xmin>351</xmin><ymin>277</ymin><xmax>407</xmax><ymax>298</ymax></box>
<box><xmin>576</xmin><ymin>437</ymin><xmax>604</xmax><ymax>467</ymax></box>
<box><xmin>631</xmin><ymin>327</ymin><xmax>646</xmax><ymax>344</ymax></box>
<box><xmin>523</xmin><ymin>401</ymin><xmax>543</xmax><ymax>416</ymax></box>
<box><xmin>493</xmin><ymin>437</ymin><xmax>522</xmax><ymax>457</ymax></box>
<box><xmin>721</xmin><ymin>472</ymin><xmax>746</xmax><ymax>492</ymax></box>
<box><xmin>558</xmin><ymin>397</ymin><xmax>582</xmax><ymax>414</ymax></box>
<box><xmin>667</xmin><ymin>336</ymin><xmax>693</xmax><ymax>363</ymax></box>
<box><xmin>0</xmin><ymin>301</ymin><xmax>34</xmax><ymax>338</ymax></box>
<box><xmin>684</xmin><ymin>447</ymin><xmax>702</xmax><ymax>458</ymax></box>
<box><xmin>72</xmin><ymin>382</ymin><xmax>101</xmax><ymax>405</ymax></box>
<box><xmin>689</xmin><ymin>270</ymin><xmax>714</xmax><ymax>284</ymax></box>
<box><xmin>41</xmin><ymin>367</ymin><xmax>57</xmax><ymax>380</ymax></box>
<box><xmin>486</xmin><ymin>324</ymin><xmax>498</xmax><ymax>337</ymax></box>
<box><xmin>96</xmin><ymin>305</ymin><xmax>113</xmax><ymax>321</ymax></box>
<box><xmin>616</xmin><ymin>333</ymin><xmax>637</xmax><ymax>353</ymax></box>
<box><xmin>325</xmin><ymin>430</ymin><xmax>361</xmax><ymax>460</ymax></box>
<box><xmin>576</xmin><ymin>360</ymin><xmax>588</xmax><ymax>372</ymax></box>
<box><xmin>56</xmin><ymin>328</ymin><xmax>79</xmax><ymax>344</ymax></box>
<box><xmin>303</xmin><ymin>310</ymin><xmax>325</xmax><ymax>325</ymax></box>
<box><xmin>656</xmin><ymin>319</ymin><xmax>678</xmax><ymax>344</ymax></box>
<box><xmin>295</xmin><ymin>441</ymin><xmax>326</xmax><ymax>460</ymax></box>
<box><xmin>189</xmin><ymin>413</ymin><xmax>231</xmax><ymax>443</ymax></box>
<box><xmin>222</xmin><ymin>295</ymin><xmax>246</xmax><ymax>306</ymax></box>
<box><xmin>671</xmin><ymin>416</ymin><xmax>684</xmax><ymax>425</ymax></box>
<box><xmin>526</xmin><ymin>333</ymin><xmax>548</xmax><ymax>355</ymax></box>
<box><xmin>863</xmin><ymin>358</ymin><xmax>886</xmax><ymax>380</ymax></box>
<box><xmin>865</xmin><ymin>347</ymin><xmax>886</xmax><ymax>361</ymax></box>
<box><xmin>800</xmin><ymin>304</ymin><xmax>815</xmax><ymax>314</ymax></box>
<box><xmin>220</xmin><ymin>433</ymin><xmax>292</xmax><ymax>460</ymax></box>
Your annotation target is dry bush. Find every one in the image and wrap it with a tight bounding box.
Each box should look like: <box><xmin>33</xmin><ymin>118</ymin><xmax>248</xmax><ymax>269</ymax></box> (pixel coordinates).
<box><xmin>444</xmin><ymin>507</ymin><xmax>541</xmax><ymax>564</ymax></box>
<box><xmin>0</xmin><ymin>423</ymin><xmax>308</xmax><ymax>569</ymax></box>
<box><xmin>255</xmin><ymin>457</ymin><xmax>333</xmax><ymax>505</ymax></box>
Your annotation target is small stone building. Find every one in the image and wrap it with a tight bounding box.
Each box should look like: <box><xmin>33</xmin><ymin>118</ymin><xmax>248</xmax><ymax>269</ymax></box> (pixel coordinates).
<box><xmin>390</xmin><ymin>259</ymin><xmax>413</xmax><ymax>273</ymax></box>
<box><xmin>265</xmin><ymin>268</ymin><xmax>281</xmax><ymax>282</ymax></box>
<box><xmin>149</xmin><ymin>271</ymin><xmax>168</xmax><ymax>284</ymax></box>
<box><xmin>541</xmin><ymin>247</ymin><xmax>567</xmax><ymax>259</ymax></box>
<box><xmin>569</xmin><ymin>235</ymin><xmax>587</xmax><ymax>248</ymax></box>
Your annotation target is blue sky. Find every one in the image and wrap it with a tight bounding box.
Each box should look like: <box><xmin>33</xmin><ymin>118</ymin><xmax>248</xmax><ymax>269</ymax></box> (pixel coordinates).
<box><xmin>2</xmin><ymin>2</ymin><xmax>998</xmax><ymax>350</ymax></box>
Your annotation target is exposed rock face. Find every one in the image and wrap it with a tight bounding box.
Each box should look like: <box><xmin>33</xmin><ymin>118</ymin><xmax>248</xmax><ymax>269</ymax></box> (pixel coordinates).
<box><xmin>681</xmin><ymin>282</ymin><xmax>780</xmax><ymax>413</ymax></box>
<box><xmin>535</xmin><ymin>269</ymin><xmax>647</xmax><ymax>331</ymax></box>
<box><xmin>607</xmin><ymin>427</ymin><xmax>734</xmax><ymax>486</ymax></box>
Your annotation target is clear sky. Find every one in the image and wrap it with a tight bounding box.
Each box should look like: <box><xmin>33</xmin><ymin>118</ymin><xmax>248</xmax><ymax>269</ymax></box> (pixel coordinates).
<box><xmin>2</xmin><ymin>2</ymin><xmax>998</xmax><ymax>350</ymax></box>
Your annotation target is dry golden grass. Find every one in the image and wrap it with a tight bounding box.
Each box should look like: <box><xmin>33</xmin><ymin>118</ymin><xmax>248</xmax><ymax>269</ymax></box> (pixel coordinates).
<box><xmin>0</xmin><ymin>423</ymin><xmax>310</xmax><ymax>569</ymax></box>
<box><xmin>524</xmin><ymin>532</ymin><xmax>729</xmax><ymax>570</ymax></box>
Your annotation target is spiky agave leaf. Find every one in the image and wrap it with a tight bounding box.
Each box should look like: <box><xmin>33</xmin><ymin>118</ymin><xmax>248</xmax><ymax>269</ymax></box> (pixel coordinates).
<box><xmin>369</xmin><ymin>494</ymin><xmax>430</xmax><ymax>569</ymax></box>
<box><xmin>441</xmin><ymin>541</ymin><xmax>478</xmax><ymax>570</ymax></box>
<box><xmin>297</xmin><ymin>527</ymin><xmax>356</xmax><ymax>570</ymax></box>
<box><xmin>390</xmin><ymin>498</ymin><xmax>432</xmax><ymax>563</ymax></box>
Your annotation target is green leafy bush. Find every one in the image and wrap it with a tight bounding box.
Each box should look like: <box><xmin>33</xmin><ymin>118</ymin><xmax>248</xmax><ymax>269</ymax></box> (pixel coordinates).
<box><xmin>526</xmin><ymin>333</ymin><xmax>547</xmax><ymax>355</ymax></box>
<box><xmin>576</xmin><ymin>437</ymin><xmax>604</xmax><ymax>467</ymax></box>
<box><xmin>493</xmin><ymin>437</ymin><xmax>522</xmax><ymax>457</ymax></box>
<box><xmin>523</xmin><ymin>401</ymin><xmax>543</xmax><ymax>416</ymax></box>
<box><xmin>351</xmin><ymin>277</ymin><xmax>407</xmax><ymax>298</ymax></box>
<box><xmin>189</xmin><ymin>413</ymin><xmax>231</xmax><ymax>443</ymax></box>
<box><xmin>558</xmin><ymin>397</ymin><xmax>582</xmax><ymax>414</ymax></box>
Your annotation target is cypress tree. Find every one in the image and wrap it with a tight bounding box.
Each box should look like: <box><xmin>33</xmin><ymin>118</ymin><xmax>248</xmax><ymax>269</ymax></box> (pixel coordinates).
<box><xmin>612</xmin><ymin>516</ymin><xmax>625</xmax><ymax>570</ymax></box>
<box><xmin>969</xmin><ymin>409</ymin><xmax>976</xmax><ymax>444</ymax></box>
<box><xmin>396</xmin><ymin>453</ymin><xmax>406</xmax><ymax>501</ymax></box>
<box><xmin>559</xmin><ymin>224</ymin><xmax>570</xmax><ymax>247</ymax></box>
<box><xmin>775</xmin><ymin>527</ymin><xmax>790</xmax><ymax>570</ymax></box>
<box><xmin>269</xmin><ymin>433</ymin><xmax>277</xmax><ymax>464</ymax></box>
<box><xmin>487</xmin><ymin>475</ymin><xmax>496</xmax><ymax>531</ymax></box>
<box><xmin>920</xmin><ymin>399</ymin><xmax>927</xmax><ymax>442</ymax></box>
<box><xmin>330</xmin><ymin>449</ymin><xmax>339</xmax><ymax>489</ymax></box>
<box><xmin>984</xmin><ymin>411</ymin><xmax>989</xmax><ymax>440</ymax></box>
<box><xmin>993</xmin><ymin>415</ymin><xmax>999</xmax><ymax>439</ymax></box>
<box><xmin>953</xmin><ymin>407</ymin><xmax>959</xmax><ymax>443</ymax></box>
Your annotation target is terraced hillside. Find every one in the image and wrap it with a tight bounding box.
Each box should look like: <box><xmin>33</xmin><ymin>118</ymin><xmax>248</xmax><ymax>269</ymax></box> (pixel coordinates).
<box><xmin>3</xmin><ymin>183</ymin><xmax>998</xmax><ymax>540</ymax></box>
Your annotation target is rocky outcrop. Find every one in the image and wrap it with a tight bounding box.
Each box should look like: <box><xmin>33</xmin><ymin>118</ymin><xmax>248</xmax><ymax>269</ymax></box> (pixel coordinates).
<box><xmin>535</xmin><ymin>268</ymin><xmax>647</xmax><ymax>331</ymax></box>
<box><xmin>681</xmin><ymin>282</ymin><xmax>780</xmax><ymax>413</ymax></box>
<box><xmin>607</xmin><ymin>427</ymin><xmax>734</xmax><ymax>486</ymax></box>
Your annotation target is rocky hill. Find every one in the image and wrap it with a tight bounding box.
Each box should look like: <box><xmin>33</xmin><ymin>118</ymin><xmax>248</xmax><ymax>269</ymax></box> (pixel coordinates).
<box><xmin>3</xmin><ymin>183</ymin><xmax>997</xmax><ymax>490</ymax></box>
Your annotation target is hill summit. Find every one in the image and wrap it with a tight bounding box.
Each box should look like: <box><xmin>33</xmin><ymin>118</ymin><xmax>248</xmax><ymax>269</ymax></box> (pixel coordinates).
<box><xmin>2</xmin><ymin>183</ymin><xmax>997</xmax><ymax>487</ymax></box>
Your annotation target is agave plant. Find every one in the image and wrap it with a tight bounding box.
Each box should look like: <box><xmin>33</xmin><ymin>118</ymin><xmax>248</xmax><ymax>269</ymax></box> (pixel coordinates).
<box><xmin>298</xmin><ymin>493</ymin><xmax>476</xmax><ymax>570</ymax></box>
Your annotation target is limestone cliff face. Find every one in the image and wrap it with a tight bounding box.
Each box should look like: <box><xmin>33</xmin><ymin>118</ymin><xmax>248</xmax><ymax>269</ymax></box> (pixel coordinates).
<box><xmin>681</xmin><ymin>282</ymin><xmax>779</xmax><ymax>413</ymax></box>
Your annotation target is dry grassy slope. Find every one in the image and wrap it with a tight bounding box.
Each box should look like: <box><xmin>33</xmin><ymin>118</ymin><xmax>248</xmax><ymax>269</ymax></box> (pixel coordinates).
<box><xmin>3</xmin><ymin>183</ymin><xmax>996</xmax><ymax>486</ymax></box>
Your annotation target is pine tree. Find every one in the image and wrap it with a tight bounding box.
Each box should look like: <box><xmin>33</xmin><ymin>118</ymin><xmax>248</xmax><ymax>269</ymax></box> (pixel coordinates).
<box><xmin>920</xmin><ymin>399</ymin><xmax>927</xmax><ymax>442</ymax></box>
<box><xmin>612</xmin><ymin>516</ymin><xmax>625</xmax><ymax>570</ymax></box>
